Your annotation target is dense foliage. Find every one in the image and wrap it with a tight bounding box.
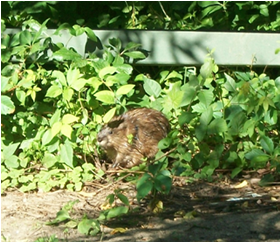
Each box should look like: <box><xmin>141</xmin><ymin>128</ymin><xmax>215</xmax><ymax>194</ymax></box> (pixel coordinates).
<box><xmin>1</xmin><ymin>1</ymin><xmax>280</xmax><ymax>236</ymax></box>
<box><xmin>2</xmin><ymin>1</ymin><xmax>280</xmax><ymax>31</ymax></box>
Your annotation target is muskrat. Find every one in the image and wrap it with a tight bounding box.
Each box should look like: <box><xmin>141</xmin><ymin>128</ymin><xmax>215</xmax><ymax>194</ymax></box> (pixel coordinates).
<box><xmin>97</xmin><ymin>108</ymin><xmax>170</xmax><ymax>168</ymax></box>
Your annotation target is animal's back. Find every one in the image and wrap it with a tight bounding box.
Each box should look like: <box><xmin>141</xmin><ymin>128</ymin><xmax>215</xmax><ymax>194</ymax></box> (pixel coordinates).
<box><xmin>97</xmin><ymin>108</ymin><xmax>170</xmax><ymax>168</ymax></box>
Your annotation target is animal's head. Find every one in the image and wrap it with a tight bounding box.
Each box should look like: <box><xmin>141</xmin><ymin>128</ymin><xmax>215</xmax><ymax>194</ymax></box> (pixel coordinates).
<box><xmin>97</xmin><ymin>117</ymin><xmax>125</xmax><ymax>149</ymax></box>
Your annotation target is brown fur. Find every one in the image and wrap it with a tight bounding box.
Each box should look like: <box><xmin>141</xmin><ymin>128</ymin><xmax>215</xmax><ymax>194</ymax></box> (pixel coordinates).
<box><xmin>97</xmin><ymin>108</ymin><xmax>170</xmax><ymax>168</ymax></box>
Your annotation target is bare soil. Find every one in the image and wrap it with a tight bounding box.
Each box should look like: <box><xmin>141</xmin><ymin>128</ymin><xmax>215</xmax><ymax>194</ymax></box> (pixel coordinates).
<box><xmin>1</xmin><ymin>175</ymin><xmax>280</xmax><ymax>242</ymax></box>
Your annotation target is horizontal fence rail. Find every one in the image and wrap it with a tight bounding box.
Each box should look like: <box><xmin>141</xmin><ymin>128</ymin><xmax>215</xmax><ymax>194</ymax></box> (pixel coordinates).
<box><xmin>4</xmin><ymin>29</ymin><xmax>280</xmax><ymax>66</ymax></box>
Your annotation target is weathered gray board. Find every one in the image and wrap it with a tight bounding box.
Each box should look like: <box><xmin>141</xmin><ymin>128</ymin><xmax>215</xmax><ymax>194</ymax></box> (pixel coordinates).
<box><xmin>4</xmin><ymin>29</ymin><xmax>280</xmax><ymax>66</ymax></box>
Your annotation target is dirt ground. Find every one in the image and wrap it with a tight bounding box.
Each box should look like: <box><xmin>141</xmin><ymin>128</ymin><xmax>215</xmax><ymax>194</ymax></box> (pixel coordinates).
<box><xmin>1</xmin><ymin>175</ymin><xmax>280</xmax><ymax>242</ymax></box>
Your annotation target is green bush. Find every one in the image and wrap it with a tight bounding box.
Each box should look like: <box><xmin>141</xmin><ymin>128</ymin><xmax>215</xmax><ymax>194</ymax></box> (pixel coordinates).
<box><xmin>2</xmin><ymin>1</ymin><xmax>280</xmax><ymax>31</ymax></box>
<box><xmin>2</xmin><ymin>19</ymin><xmax>280</xmax><ymax>195</ymax></box>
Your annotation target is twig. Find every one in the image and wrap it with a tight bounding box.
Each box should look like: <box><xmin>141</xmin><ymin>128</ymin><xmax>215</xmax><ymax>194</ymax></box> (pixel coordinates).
<box><xmin>158</xmin><ymin>1</ymin><xmax>171</xmax><ymax>20</ymax></box>
<box><xmin>154</xmin><ymin>147</ymin><xmax>176</xmax><ymax>162</ymax></box>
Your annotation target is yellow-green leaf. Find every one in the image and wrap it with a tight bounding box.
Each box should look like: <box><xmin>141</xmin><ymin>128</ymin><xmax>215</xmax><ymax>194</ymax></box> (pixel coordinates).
<box><xmin>66</xmin><ymin>68</ymin><xmax>80</xmax><ymax>86</ymax></box>
<box><xmin>52</xmin><ymin>70</ymin><xmax>67</xmax><ymax>86</ymax></box>
<box><xmin>99</xmin><ymin>66</ymin><xmax>117</xmax><ymax>79</ymax></box>
<box><xmin>51</xmin><ymin>121</ymin><xmax>62</xmax><ymax>136</ymax></box>
<box><xmin>61</xmin><ymin>124</ymin><xmax>73</xmax><ymax>139</ymax></box>
<box><xmin>116</xmin><ymin>84</ymin><xmax>135</xmax><ymax>96</ymax></box>
<box><xmin>94</xmin><ymin>90</ymin><xmax>115</xmax><ymax>104</ymax></box>
<box><xmin>103</xmin><ymin>107</ymin><xmax>116</xmax><ymax>123</ymax></box>
<box><xmin>62</xmin><ymin>114</ymin><xmax>79</xmax><ymax>124</ymax></box>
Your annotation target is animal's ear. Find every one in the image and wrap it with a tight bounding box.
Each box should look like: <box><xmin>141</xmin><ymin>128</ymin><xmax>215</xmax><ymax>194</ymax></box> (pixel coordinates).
<box><xmin>107</xmin><ymin>118</ymin><xmax>124</xmax><ymax>128</ymax></box>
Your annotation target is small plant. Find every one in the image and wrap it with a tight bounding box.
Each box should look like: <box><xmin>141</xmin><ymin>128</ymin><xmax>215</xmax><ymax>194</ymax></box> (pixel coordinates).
<box><xmin>136</xmin><ymin>162</ymin><xmax>172</xmax><ymax>213</ymax></box>
<box><xmin>47</xmin><ymin>190</ymin><xmax>131</xmax><ymax>236</ymax></box>
<box><xmin>34</xmin><ymin>235</ymin><xmax>59</xmax><ymax>242</ymax></box>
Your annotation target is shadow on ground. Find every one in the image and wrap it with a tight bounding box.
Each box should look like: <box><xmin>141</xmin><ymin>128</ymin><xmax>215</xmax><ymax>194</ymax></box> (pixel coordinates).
<box><xmin>1</xmin><ymin>179</ymin><xmax>280</xmax><ymax>242</ymax></box>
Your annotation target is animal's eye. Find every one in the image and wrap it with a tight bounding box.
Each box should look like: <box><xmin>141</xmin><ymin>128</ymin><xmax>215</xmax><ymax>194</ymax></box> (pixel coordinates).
<box><xmin>109</xmin><ymin>130</ymin><xmax>113</xmax><ymax>134</ymax></box>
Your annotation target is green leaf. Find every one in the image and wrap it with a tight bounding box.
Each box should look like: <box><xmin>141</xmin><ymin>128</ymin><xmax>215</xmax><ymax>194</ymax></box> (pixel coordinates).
<box><xmin>62</xmin><ymin>114</ymin><xmax>79</xmax><ymax>124</ymax></box>
<box><xmin>2</xmin><ymin>142</ymin><xmax>20</xmax><ymax>160</ymax></box>
<box><xmin>32</xmin><ymin>18</ymin><xmax>49</xmax><ymax>43</ymax></box>
<box><xmin>166</xmin><ymin>70</ymin><xmax>183</xmax><ymax>80</ymax></box>
<box><xmin>106</xmin><ymin>206</ymin><xmax>129</xmax><ymax>219</ymax></box>
<box><xmin>259</xmin><ymin>174</ymin><xmax>274</xmax><ymax>186</ymax></box>
<box><xmin>63</xmin><ymin>87</ymin><xmax>74</xmax><ymax>101</ymax></box>
<box><xmin>46</xmin><ymin>85</ymin><xmax>62</xmax><ymax>98</ymax></box>
<box><xmin>103</xmin><ymin>107</ymin><xmax>116</xmax><ymax>123</ymax></box>
<box><xmin>29</xmin><ymin>42</ymin><xmax>43</xmax><ymax>55</ymax></box>
<box><xmin>195</xmin><ymin>123</ymin><xmax>207</xmax><ymax>141</ymax></box>
<box><xmin>99</xmin><ymin>66</ymin><xmax>117</xmax><ymax>79</ymax></box>
<box><xmin>84</xmin><ymin>27</ymin><xmax>97</xmax><ymax>42</ymax></box>
<box><xmin>1</xmin><ymin>95</ymin><xmax>15</xmax><ymax>114</ymax></box>
<box><xmin>115</xmin><ymin>64</ymin><xmax>133</xmax><ymax>75</ymax></box>
<box><xmin>42</xmin><ymin>153</ymin><xmax>57</xmax><ymax>168</ymax></box>
<box><xmin>61</xmin><ymin>124</ymin><xmax>73</xmax><ymax>139</ymax></box>
<box><xmin>53</xmin><ymin>47</ymin><xmax>82</xmax><ymax>61</ymax></box>
<box><xmin>1</xmin><ymin>33</ymin><xmax>10</xmax><ymax>48</ymax></box>
<box><xmin>198</xmin><ymin>1</ymin><xmax>220</xmax><ymax>8</ymax></box>
<box><xmin>208</xmin><ymin>118</ymin><xmax>228</xmax><ymax>134</ymax></box>
<box><xmin>200</xmin><ymin>165</ymin><xmax>215</xmax><ymax>178</ymax></box>
<box><xmin>116</xmin><ymin>193</ymin><xmax>130</xmax><ymax>206</ymax></box>
<box><xmin>63</xmin><ymin>199</ymin><xmax>79</xmax><ymax>211</ymax></box>
<box><xmin>192</xmin><ymin>102</ymin><xmax>208</xmax><ymax>113</ymax></box>
<box><xmin>180</xmin><ymin>85</ymin><xmax>196</xmax><ymax>107</ymax></box>
<box><xmin>143</xmin><ymin>78</ymin><xmax>162</xmax><ymax>97</ymax></box>
<box><xmin>49</xmin><ymin>109</ymin><xmax>61</xmax><ymax>126</ymax></box>
<box><xmin>52</xmin><ymin>70</ymin><xmax>67</xmax><ymax>86</ymax></box>
<box><xmin>72</xmin><ymin>25</ymin><xmax>85</xmax><ymax>36</ymax></box>
<box><xmin>198</xmin><ymin>90</ymin><xmax>213</xmax><ymax>108</ymax></box>
<box><xmin>116</xmin><ymin>84</ymin><xmax>135</xmax><ymax>96</ymax></box>
<box><xmin>15</xmin><ymin>90</ymin><xmax>26</xmax><ymax>105</ymax></box>
<box><xmin>94</xmin><ymin>90</ymin><xmax>115</xmax><ymax>104</ymax></box>
<box><xmin>106</xmin><ymin>73</ymin><xmax>129</xmax><ymax>86</ymax></box>
<box><xmin>259</xmin><ymin>4</ymin><xmax>269</xmax><ymax>17</ymax></box>
<box><xmin>60</xmin><ymin>142</ymin><xmax>74</xmax><ymax>168</ymax></box>
<box><xmin>124</xmin><ymin>51</ymin><xmax>146</xmax><ymax>59</ymax></box>
<box><xmin>154</xmin><ymin>171</ymin><xmax>172</xmax><ymax>194</ymax></box>
<box><xmin>109</xmin><ymin>38</ymin><xmax>121</xmax><ymax>51</ymax></box>
<box><xmin>81</xmin><ymin>109</ymin><xmax>88</xmax><ymax>125</ymax></box>
<box><xmin>71</xmin><ymin>78</ymin><xmax>87</xmax><ymax>91</ymax></box>
<box><xmin>1</xmin><ymin>76</ymin><xmax>9</xmax><ymax>92</ymax></box>
<box><xmin>51</xmin><ymin>121</ymin><xmax>62</xmax><ymax>137</ymax></box>
<box><xmin>66</xmin><ymin>68</ymin><xmax>80</xmax><ymax>87</ymax></box>
<box><xmin>224</xmin><ymin>73</ymin><xmax>236</xmax><ymax>92</ymax></box>
<box><xmin>200</xmin><ymin>108</ymin><xmax>213</xmax><ymax>126</ymax></box>
<box><xmin>42</xmin><ymin>129</ymin><xmax>53</xmax><ymax>146</ymax></box>
<box><xmin>245</xmin><ymin>149</ymin><xmax>270</xmax><ymax>168</ymax></box>
<box><xmin>4</xmin><ymin>155</ymin><xmax>19</xmax><ymax>169</ymax></box>
<box><xmin>46</xmin><ymin>209</ymin><xmax>71</xmax><ymax>225</ymax></box>
<box><xmin>165</xmin><ymin>82</ymin><xmax>184</xmax><ymax>109</ymax></box>
<box><xmin>10</xmin><ymin>32</ymin><xmax>21</xmax><ymax>47</ymax></box>
<box><xmin>231</xmin><ymin>167</ymin><xmax>243</xmax><ymax>178</ymax></box>
<box><xmin>124</xmin><ymin>42</ymin><xmax>142</xmax><ymax>52</ymax></box>
<box><xmin>260</xmin><ymin>136</ymin><xmax>274</xmax><ymax>154</ymax></box>
<box><xmin>136</xmin><ymin>173</ymin><xmax>153</xmax><ymax>201</ymax></box>
<box><xmin>106</xmin><ymin>194</ymin><xmax>115</xmax><ymax>205</ymax></box>
<box><xmin>1</xmin><ymin>49</ymin><xmax>12</xmax><ymax>64</ymax></box>
<box><xmin>87</xmin><ymin>77</ymin><xmax>102</xmax><ymax>93</ymax></box>
<box><xmin>18</xmin><ymin>175</ymin><xmax>34</xmax><ymax>183</ymax></box>
<box><xmin>229</xmin><ymin>111</ymin><xmax>247</xmax><ymax>136</ymax></box>
<box><xmin>19</xmin><ymin>181</ymin><xmax>37</xmax><ymax>192</ymax></box>
<box><xmin>65</xmin><ymin>220</ymin><xmax>78</xmax><ymax>229</ymax></box>
<box><xmin>249</xmin><ymin>14</ymin><xmax>259</xmax><ymax>24</ymax></box>
<box><xmin>19</xmin><ymin>30</ymin><xmax>32</xmax><ymax>45</ymax></box>
<box><xmin>200</xmin><ymin>58</ymin><xmax>214</xmax><ymax>79</ymax></box>
<box><xmin>158</xmin><ymin>136</ymin><xmax>172</xmax><ymax>150</ymax></box>
<box><xmin>78</xmin><ymin>217</ymin><xmax>100</xmax><ymax>236</ymax></box>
